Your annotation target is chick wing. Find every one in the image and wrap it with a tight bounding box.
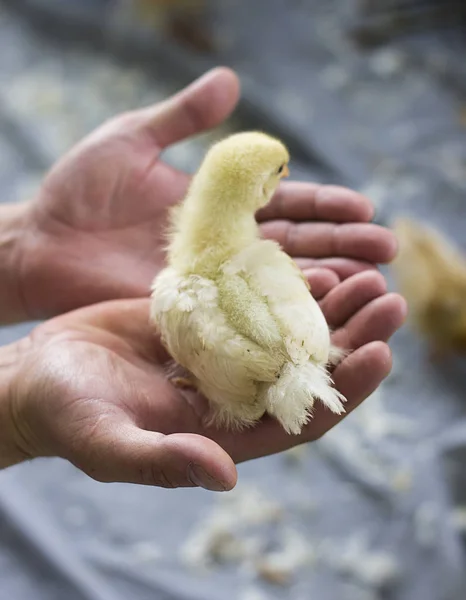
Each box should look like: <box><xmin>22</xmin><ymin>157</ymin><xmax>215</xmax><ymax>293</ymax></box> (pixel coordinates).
<box><xmin>222</xmin><ymin>240</ymin><xmax>331</xmax><ymax>365</ymax></box>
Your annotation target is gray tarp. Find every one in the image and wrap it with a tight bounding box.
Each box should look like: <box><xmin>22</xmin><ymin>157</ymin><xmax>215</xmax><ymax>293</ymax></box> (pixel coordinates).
<box><xmin>0</xmin><ymin>1</ymin><xmax>465</xmax><ymax>599</ymax></box>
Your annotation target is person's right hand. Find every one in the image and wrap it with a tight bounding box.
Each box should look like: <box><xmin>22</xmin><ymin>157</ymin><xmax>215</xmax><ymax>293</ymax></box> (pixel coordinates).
<box><xmin>2</xmin><ymin>272</ymin><xmax>406</xmax><ymax>489</ymax></box>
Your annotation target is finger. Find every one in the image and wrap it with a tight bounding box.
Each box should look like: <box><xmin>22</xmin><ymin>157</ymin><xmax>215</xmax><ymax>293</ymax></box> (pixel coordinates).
<box><xmin>257</xmin><ymin>183</ymin><xmax>374</xmax><ymax>223</ymax></box>
<box><xmin>295</xmin><ymin>257</ymin><xmax>376</xmax><ymax>280</ymax></box>
<box><xmin>261</xmin><ymin>221</ymin><xmax>398</xmax><ymax>264</ymax></box>
<box><xmin>305</xmin><ymin>268</ymin><xmax>340</xmax><ymax>300</ymax></box>
<box><xmin>320</xmin><ymin>271</ymin><xmax>387</xmax><ymax>328</ymax></box>
<box><xmin>332</xmin><ymin>293</ymin><xmax>407</xmax><ymax>351</ymax></box>
<box><xmin>136</xmin><ymin>67</ymin><xmax>240</xmax><ymax>148</ymax></box>
<box><xmin>222</xmin><ymin>341</ymin><xmax>392</xmax><ymax>463</ymax></box>
<box><xmin>76</xmin><ymin>424</ymin><xmax>237</xmax><ymax>491</ymax></box>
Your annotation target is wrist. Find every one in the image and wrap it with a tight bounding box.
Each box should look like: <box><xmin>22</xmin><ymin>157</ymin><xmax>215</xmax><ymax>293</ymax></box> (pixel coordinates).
<box><xmin>0</xmin><ymin>203</ymin><xmax>30</xmax><ymax>324</ymax></box>
<box><xmin>0</xmin><ymin>340</ymin><xmax>33</xmax><ymax>469</ymax></box>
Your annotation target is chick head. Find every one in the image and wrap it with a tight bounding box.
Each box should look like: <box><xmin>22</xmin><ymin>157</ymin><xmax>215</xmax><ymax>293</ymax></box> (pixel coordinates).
<box><xmin>195</xmin><ymin>131</ymin><xmax>290</xmax><ymax>211</ymax></box>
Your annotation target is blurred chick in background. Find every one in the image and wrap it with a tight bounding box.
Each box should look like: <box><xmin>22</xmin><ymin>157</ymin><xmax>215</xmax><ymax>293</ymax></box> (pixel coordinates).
<box><xmin>129</xmin><ymin>0</ymin><xmax>212</xmax><ymax>52</ymax></box>
<box><xmin>392</xmin><ymin>218</ymin><xmax>466</xmax><ymax>357</ymax></box>
<box><xmin>151</xmin><ymin>132</ymin><xmax>346</xmax><ymax>435</ymax></box>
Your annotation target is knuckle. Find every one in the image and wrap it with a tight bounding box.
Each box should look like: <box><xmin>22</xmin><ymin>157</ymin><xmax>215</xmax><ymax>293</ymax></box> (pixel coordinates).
<box><xmin>139</xmin><ymin>464</ymin><xmax>179</xmax><ymax>489</ymax></box>
<box><xmin>284</xmin><ymin>222</ymin><xmax>298</xmax><ymax>255</ymax></box>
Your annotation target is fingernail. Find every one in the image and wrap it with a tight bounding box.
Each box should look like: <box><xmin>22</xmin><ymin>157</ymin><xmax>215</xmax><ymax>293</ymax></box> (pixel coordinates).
<box><xmin>188</xmin><ymin>464</ymin><xmax>227</xmax><ymax>492</ymax></box>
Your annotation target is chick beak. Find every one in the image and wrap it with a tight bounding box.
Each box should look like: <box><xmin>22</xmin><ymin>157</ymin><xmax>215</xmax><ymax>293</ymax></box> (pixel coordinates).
<box><xmin>280</xmin><ymin>164</ymin><xmax>290</xmax><ymax>179</ymax></box>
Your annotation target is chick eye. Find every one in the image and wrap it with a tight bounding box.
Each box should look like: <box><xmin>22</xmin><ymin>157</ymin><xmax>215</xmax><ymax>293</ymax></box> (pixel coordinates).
<box><xmin>277</xmin><ymin>164</ymin><xmax>284</xmax><ymax>175</ymax></box>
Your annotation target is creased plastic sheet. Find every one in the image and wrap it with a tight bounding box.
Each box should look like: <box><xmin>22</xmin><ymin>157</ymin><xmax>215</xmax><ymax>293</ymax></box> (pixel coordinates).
<box><xmin>0</xmin><ymin>2</ymin><xmax>465</xmax><ymax>599</ymax></box>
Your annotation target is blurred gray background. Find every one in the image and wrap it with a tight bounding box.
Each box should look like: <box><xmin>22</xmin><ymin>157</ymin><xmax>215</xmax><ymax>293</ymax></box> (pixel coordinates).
<box><xmin>0</xmin><ymin>1</ymin><xmax>466</xmax><ymax>599</ymax></box>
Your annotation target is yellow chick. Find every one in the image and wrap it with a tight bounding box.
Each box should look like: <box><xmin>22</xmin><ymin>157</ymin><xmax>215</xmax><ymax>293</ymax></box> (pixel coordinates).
<box><xmin>392</xmin><ymin>218</ymin><xmax>466</xmax><ymax>356</ymax></box>
<box><xmin>151</xmin><ymin>132</ymin><xmax>346</xmax><ymax>435</ymax></box>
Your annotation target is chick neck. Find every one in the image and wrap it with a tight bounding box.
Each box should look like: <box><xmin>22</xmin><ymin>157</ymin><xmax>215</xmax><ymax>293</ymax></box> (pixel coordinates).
<box><xmin>168</xmin><ymin>186</ymin><xmax>262</xmax><ymax>277</ymax></box>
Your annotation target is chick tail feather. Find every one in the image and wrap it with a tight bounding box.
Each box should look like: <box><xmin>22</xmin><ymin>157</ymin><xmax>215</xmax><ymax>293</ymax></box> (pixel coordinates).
<box><xmin>328</xmin><ymin>344</ymin><xmax>349</xmax><ymax>367</ymax></box>
<box><xmin>262</xmin><ymin>361</ymin><xmax>346</xmax><ymax>435</ymax></box>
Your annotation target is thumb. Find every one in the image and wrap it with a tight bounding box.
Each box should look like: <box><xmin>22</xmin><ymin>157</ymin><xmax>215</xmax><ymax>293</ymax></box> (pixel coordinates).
<box><xmin>137</xmin><ymin>66</ymin><xmax>240</xmax><ymax>149</ymax></box>
<box><xmin>76</xmin><ymin>424</ymin><xmax>238</xmax><ymax>491</ymax></box>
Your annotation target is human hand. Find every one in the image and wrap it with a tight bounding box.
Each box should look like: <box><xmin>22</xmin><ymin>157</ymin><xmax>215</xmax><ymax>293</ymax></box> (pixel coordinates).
<box><xmin>14</xmin><ymin>67</ymin><xmax>395</xmax><ymax>320</ymax></box>
<box><xmin>4</xmin><ymin>276</ymin><xmax>406</xmax><ymax>490</ymax></box>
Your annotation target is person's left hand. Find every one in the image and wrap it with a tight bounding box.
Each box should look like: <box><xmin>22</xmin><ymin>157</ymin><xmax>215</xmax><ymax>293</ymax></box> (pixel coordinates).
<box><xmin>15</xmin><ymin>67</ymin><xmax>396</xmax><ymax>320</ymax></box>
<box><xmin>4</xmin><ymin>274</ymin><xmax>406</xmax><ymax>489</ymax></box>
